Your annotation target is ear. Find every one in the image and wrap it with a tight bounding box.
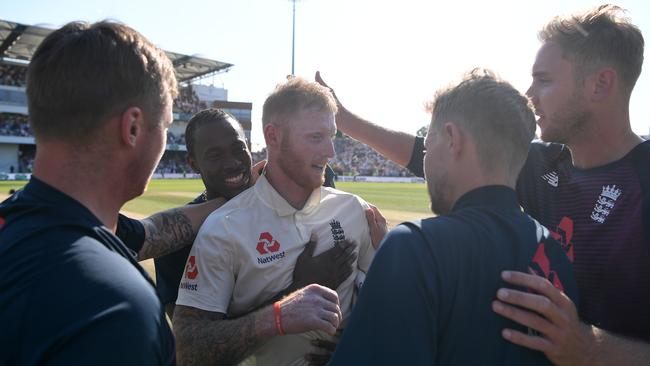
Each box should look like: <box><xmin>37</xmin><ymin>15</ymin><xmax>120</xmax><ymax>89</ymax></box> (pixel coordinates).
<box><xmin>264</xmin><ymin>123</ymin><xmax>282</xmax><ymax>149</ymax></box>
<box><xmin>442</xmin><ymin>122</ymin><xmax>464</xmax><ymax>158</ymax></box>
<box><xmin>187</xmin><ymin>154</ymin><xmax>200</xmax><ymax>174</ymax></box>
<box><xmin>120</xmin><ymin>106</ymin><xmax>144</xmax><ymax>148</ymax></box>
<box><xmin>591</xmin><ymin>68</ymin><xmax>616</xmax><ymax>102</ymax></box>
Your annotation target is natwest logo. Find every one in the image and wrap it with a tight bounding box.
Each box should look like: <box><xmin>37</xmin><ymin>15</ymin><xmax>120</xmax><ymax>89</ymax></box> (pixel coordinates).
<box><xmin>185</xmin><ymin>255</ymin><xmax>199</xmax><ymax>279</ymax></box>
<box><xmin>256</xmin><ymin>232</ymin><xmax>281</xmax><ymax>255</ymax></box>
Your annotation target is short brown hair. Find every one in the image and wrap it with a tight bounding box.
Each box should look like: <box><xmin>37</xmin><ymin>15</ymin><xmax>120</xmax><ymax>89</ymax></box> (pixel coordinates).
<box><xmin>428</xmin><ymin>69</ymin><xmax>536</xmax><ymax>179</ymax></box>
<box><xmin>27</xmin><ymin>21</ymin><xmax>178</xmax><ymax>144</ymax></box>
<box><xmin>539</xmin><ymin>4</ymin><xmax>644</xmax><ymax>95</ymax></box>
<box><xmin>262</xmin><ymin>77</ymin><xmax>337</xmax><ymax>128</ymax></box>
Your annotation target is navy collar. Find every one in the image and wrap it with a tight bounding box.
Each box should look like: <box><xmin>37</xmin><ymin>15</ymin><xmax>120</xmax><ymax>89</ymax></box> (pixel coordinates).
<box><xmin>22</xmin><ymin>176</ymin><xmax>104</xmax><ymax>229</ymax></box>
<box><xmin>452</xmin><ymin>185</ymin><xmax>520</xmax><ymax>212</ymax></box>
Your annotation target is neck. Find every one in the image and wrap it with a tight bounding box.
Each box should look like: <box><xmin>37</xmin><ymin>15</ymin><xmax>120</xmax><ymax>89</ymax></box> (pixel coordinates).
<box><xmin>450</xmin><ymin>164</ymin><xmax>514</xmax><ymax>209</ymax></box>
<box><xmin>566</xmin><ymin>109</ymin><xmax>642</xmax><ymax>169</ymax></box>
<box><xmin>32</xmin><ymin>143</ymin><xmax>126</xmax><ymax>231</ymax></box>
<box><xmin>264</xmin><ymin>162</ymin><xmax>313</xmax><ymax>210</ymax></box>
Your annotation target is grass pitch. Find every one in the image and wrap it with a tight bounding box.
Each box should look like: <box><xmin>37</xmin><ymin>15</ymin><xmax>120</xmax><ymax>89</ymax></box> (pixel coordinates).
<box><xmin>1</xmin><ymin>179</ymin><xmax>430</xmax><ymax>280</ymax></box>
<box><xmin>1</xmin><ymin>179</ymin><xmax>430</xmax><ymax>222</ymax></box>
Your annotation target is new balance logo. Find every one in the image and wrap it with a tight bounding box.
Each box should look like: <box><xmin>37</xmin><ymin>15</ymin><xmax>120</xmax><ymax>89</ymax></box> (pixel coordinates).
<box><xmin>541</xmin><ymin>171</ymin><xmax>559</xmax><ymax>187</ymax></box>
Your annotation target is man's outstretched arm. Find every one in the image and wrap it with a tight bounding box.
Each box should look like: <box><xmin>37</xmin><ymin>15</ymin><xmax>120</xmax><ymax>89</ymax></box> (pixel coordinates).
<box><xmin>316</xmin><ymin>71</ymin><xmax>418</xmax><ymax>168</ymax></box>
<box><xmin>174</xmin><ymin>284</ymin><xmax>342</xmax><ymax>366</ymax></box>
<box><xmin>137</xmin><ymin>198</ymin><xmax>225</xmax><ymax>260</ymax></box>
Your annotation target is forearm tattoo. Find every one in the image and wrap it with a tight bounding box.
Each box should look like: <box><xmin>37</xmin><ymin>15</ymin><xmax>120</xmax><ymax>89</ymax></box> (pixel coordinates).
<box><xmin>138</xmin><ymin>208</ymin><xmax>194</xmax><ymax>260</ymax></box>
<box><xmin>174</xmin><ymin>306</ymin><xmax>260</xmax><ymax>366</ymax></box>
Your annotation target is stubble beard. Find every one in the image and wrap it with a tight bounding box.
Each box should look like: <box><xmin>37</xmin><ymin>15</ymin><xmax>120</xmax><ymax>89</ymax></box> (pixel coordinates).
<box><xmin>541</xmin><ymin>91</ymin><xmax>590</xmax><ymax>145</ymax></box>
<box><xmin>278</xmin><ymin>138</ymin><xmax>323</xmax><ymax>191</ymax></box>
<box><xmin>427</xmin><ymin>170</ymin><xmax>452</xmax><ymax>216</ymax></box>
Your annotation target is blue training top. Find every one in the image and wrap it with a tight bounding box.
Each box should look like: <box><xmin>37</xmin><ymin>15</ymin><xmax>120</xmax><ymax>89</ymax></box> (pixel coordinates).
<box><xmin>0</xmin><ymin>177</ymin><xmax>175</xmax><ymax>365</ymax></box>
<box><xmin>329</xmin><ymin>186</ymin><xmax>577</xmax><ymax>365</ymax></box>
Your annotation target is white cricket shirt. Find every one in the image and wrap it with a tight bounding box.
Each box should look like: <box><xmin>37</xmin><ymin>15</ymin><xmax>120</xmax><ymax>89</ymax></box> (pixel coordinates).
<box><xmin>176</xmin><ymin>174</ymin><xmax>375</xmax><ymax>365</ymax></box>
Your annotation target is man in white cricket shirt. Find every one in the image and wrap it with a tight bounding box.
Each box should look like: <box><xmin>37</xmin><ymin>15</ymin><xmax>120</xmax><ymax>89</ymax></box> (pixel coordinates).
<box><xmin>174</xmin><ymin>77</ymin><xmax>376</xmax><ymax>366</ymax></box>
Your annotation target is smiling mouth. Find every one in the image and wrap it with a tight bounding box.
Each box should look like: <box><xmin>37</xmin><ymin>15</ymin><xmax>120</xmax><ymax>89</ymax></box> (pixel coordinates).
<box><xmin>224</xmin><ymin>172</ymin><xmax>249</xmax><ymax>187</ymax></box>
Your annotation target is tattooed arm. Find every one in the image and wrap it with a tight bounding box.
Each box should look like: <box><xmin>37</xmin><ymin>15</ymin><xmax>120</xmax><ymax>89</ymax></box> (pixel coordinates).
<box><xmin>137</xmin><ymin>198</ymin><xmax>225</xmax><ymax>261</ymax></box>
<box><xmin>174</xmin><ymin>284</ymin><xmax>342</xmax><ymax>366</ymax></box>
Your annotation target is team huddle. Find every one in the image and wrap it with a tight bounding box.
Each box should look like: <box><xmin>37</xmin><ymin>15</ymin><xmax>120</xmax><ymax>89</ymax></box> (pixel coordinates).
<box><xmin>0</xmin><ymin>3</ymin><xmax>649</xmax><ymax>366</ymax></box>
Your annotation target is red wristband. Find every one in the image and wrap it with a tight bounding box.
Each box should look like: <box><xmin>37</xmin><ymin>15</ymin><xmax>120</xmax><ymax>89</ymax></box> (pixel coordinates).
<box><xmin>274</xmin><ymin>301</ymin><xmax>285</xmax><ymax>336</ymax></box>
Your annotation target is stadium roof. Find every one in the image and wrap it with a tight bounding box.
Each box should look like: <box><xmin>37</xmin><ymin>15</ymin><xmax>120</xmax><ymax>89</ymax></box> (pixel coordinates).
<box><xmin>0</xmin><ymin>19</ymin><xmax>233</xmax><ymax>83</ymax></box>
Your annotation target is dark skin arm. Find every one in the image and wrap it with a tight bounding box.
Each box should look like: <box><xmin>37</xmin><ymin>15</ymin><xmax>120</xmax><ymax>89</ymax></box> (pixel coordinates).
<box><xmin>167</xmin><ymin>234</ymin><xmax>357</xmax><ymax>319</ymax></box>
<box><xmin>304</xmin><ymin>204</ymin><xmax>388</xmax><ymax>365</ymax></box>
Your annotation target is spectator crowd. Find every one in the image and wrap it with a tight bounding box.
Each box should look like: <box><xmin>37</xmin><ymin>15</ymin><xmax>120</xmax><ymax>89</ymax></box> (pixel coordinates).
<box><xmin>1</xmin><ymin>64</ymin><xmax>413</xmax><ymax>178</ymax></box>
<box><xmin>0</xmin><ymin>114</ymin><xmax>30</xmax><ymax>137</ymax></box>
<box><xmin>173</xmin><ymin>85</ymin><xmax>207</xmax><ymax>115</ymax></box>
<box><xmin>0</xmin><ymin>64</ymin><xmax>27</xmax><ymax>87</ymax></box>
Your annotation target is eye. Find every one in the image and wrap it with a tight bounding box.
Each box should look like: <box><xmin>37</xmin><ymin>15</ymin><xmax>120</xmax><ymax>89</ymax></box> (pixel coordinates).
<box><xmin>534</xmin><ymin>77</ymin><xmax>550</xmax><ymax>85</ymax></box>
<box><xmin>232</xmin><ymin>144</ymin><xmax>248</xmax><ymax>155</ymax></box>
<box><xmin>206</xmin><ymin>151</ymin><xmax>223</xmax><ymax>159</ymax></box>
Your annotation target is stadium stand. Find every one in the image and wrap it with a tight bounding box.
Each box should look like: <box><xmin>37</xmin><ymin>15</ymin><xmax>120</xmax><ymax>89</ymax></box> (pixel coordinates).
<box><xmin>174</xmin><ymin>85</ymin><xmax>208</xmax><ymax>115</ymax></box>
<box><xmin>0</xmin><ymin>113</ymin><xmax>30</xmax><ymax>137</ymax></box>
<box><xmin>0</xmin><ymin>63</ymin><xmax>26</xmax><ymax>87</ymax></box>
<box><xmin>0</xmin><ymin>19</ymin><xmax>416</xmax><ymax>178</ymax></box>
<box><xmin>156</xmin><ymin>151</ymin><xmax>192</xmax><ymax>175</ymax></box>
<box><xmin>330</xmin><ymin>135</ymin><xmax>414</xmax><ymax>177</ymax></box>
<box><xmin>248</xmin><ymin>136</ymin><xmax>415</xmax><ymax>177</ymax></box>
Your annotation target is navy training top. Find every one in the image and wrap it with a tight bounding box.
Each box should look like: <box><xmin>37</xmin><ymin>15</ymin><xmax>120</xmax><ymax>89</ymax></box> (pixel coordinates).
<box><xmin>0</xmin><ymin>177</ymin><xmax>175</xmax><ymax>365</ymax></box>
<box><xmin>329</xmin><ymin>186</ymin><xmax>577</xmax><ymax>365</ymax></box>
<box><xmin>407</xmin><ymin>137</ymin><xmax>650</xmax><ymax>339</ymax></box>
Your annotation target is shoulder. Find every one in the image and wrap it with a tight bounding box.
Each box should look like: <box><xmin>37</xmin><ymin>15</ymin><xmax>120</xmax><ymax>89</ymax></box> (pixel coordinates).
<box><xmin>626</xmin><ymin>140</ymin><xmax>650</xmax><ymax>168</ymax></box>
<box><xmin>2</xmin><ymin>229</ymin><xmax>162</xmax><ymax>321</ymax></box>
<box><xmin>201</xmin><ymin>187</ymin><xmax>257</xmax><ymax>227</ymax></box>
<box><xmin>381</xmin><ymin>218</ymin><xmax>451</xmax><ymax>253</ymax></box>
<box><xmin>322</xmin><ymin>186</ymin><xmax>369</xmax><ymax>208</ymax></box>
<box><xmin>526</xmin><ymin>140</ymin><xmax>570</xmax><ymax>165</ymax></box>
<box><xmin>383</xmin><ymin>215</ymin><xmax>478</xmax><ymax>258</ymax></box>
<box><xmin>116</xmin><ymin>213</ymin><xmax>145</xmax><ymax>253</ymax></box>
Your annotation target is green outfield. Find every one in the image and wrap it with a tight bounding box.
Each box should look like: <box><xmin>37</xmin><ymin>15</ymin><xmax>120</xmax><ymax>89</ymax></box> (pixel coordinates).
<box><xmin>0</xmin><ymin>179</ymin><xmax>429</xmax><ymax>281</ymax></box>
<box><xmin>1</xmin><ymin>179</ymin><xmax>430</xmax><ymax>224</ymax></box>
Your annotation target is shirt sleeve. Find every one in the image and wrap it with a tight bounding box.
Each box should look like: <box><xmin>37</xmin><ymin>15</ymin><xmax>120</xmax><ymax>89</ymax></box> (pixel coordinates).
<box><xmin>115</xmin><ymin>213</ymin><xmax>145</xmax><ymax>254</ymax></box>
<box><xmin>175</xmin><ymin>214</ymin><xmax>236</xmax><ymax>314</ymax></box>
<box><xmin>405</xmin><ymin>136</ymin><xmax>425</xmax><ymax>178</ymax></box>
<box><xmin>330</xmin><ymin>224</ymin><xmax>438</xmax><ymax>365</ymax></box>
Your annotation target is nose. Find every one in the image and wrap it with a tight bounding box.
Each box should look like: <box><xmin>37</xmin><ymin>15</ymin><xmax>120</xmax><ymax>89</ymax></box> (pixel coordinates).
<box><xmin>221</xmin><ymin>155</ymin><xmax>241</xmax><ymax>171</ymax></box>
<box><xmin>325</xmin><ymin>138</ymin><xmax>335</xmax><ymax>159</ymax></box>
<box><xmin>525</xmin><ymin>84</ymin><xmax>533</xmax><ymax>98</ymax></box>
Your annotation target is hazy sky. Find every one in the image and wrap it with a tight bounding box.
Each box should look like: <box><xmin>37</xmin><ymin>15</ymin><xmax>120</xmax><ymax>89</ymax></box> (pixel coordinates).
<box><xmin>2</xmin><ymin>0</ymin><xmax>649</xmax><ymax>150</ymax></box>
